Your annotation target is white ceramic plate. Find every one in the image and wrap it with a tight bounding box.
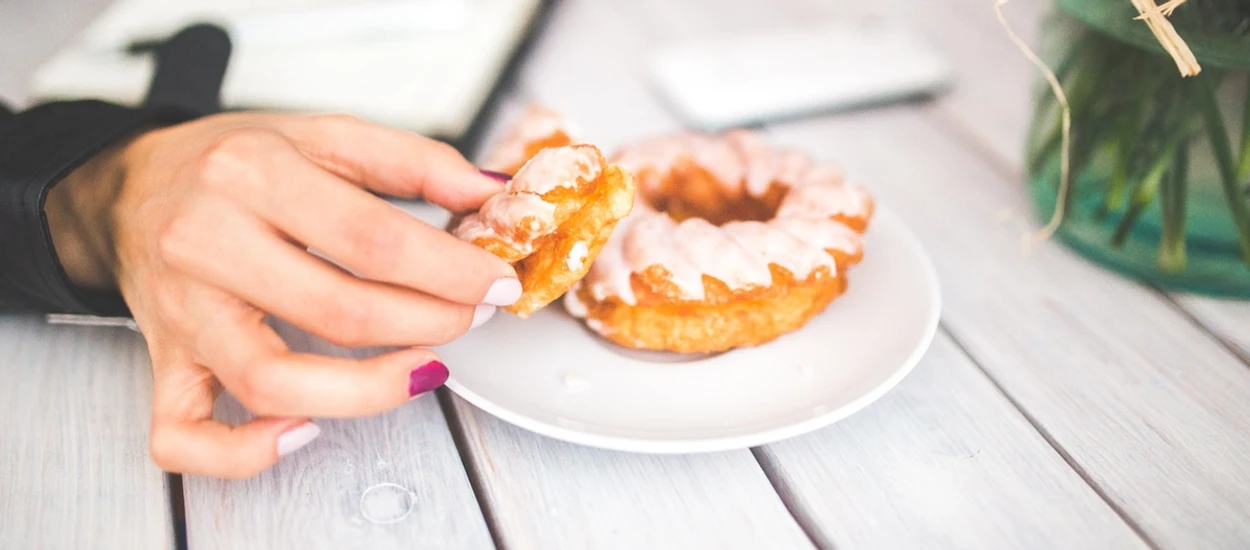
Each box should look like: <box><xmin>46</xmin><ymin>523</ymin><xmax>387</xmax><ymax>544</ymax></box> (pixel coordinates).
<box><xmin>434</xmin><ymin>206</ymin><xmax>941</xmax><ymax>453</ymax></box>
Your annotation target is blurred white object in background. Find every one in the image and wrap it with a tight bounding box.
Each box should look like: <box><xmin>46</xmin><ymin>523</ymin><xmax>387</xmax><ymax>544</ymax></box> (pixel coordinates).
<box><xmin>647</xmin><ymin>19</ymin><xmax>953</xmax><ymax>130</ymax></box>
<box><xmin>29</xmin><ymin>0</ymin><xmax>544</xmax><ymax>143</ymax></box>
<box><xmin>78</xmin><ymin>0</ymin><xmax>470</xmax><ymax>50</ymax></box>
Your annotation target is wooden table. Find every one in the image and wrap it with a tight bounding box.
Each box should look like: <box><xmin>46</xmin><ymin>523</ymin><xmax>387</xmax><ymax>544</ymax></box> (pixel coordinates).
<box><xmin>5</xmin><ymin>0</ymin><xmax>1250</xmax><ymax>548</ymax></box>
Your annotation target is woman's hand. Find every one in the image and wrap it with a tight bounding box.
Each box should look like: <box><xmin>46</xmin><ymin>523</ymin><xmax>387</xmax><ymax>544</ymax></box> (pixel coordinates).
<box><xmin>45</xmin><ymin>112</ymin><xmax>520</xmax><ymax>478</ymax></box>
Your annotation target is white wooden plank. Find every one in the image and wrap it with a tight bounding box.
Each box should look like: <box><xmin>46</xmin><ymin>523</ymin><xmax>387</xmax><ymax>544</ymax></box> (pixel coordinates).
<box><xmin>182</xmin><ymin>322</ymin><xmax>494</xmax><ymax>550</ymax></box>
<box><xmin>903</xmin><ymin>6</ymin><xmax>1250</xmax><ymax>540</ymax></box>
<box><xmin>901</xmin><ymin>0</ymin><xmax>1044</xmax><ymax>170</ymax></box>
<box><xmin>3</xmin><ymin>5</ymin><xmax>174</xmax><ymax>549</ymax></box>
<box><xmin>0</xmin><ymin>316</ymin><xmax>174</xmax><ymax>550</ymax></box>
<box><xmin>765</xmin><ymin>107</ymin><xmax>1250</xmax><ymax>549</ymax></box>
<box><xmin>770</xmin><ymin>1</ymin><xmax>1250</xmax><ymax>545</ymax></box>
<box><xmin>449</xmin><ymin>396</ymin><xmax>815</xmax><ymax>550</ymax></box>
<box><xmin>755</xmin><ymin>334</ymin><xmax>1149</xmax><ymax>550</ymax></box>
<box><xmin>1174</xmin><ymin>296</ymin><xmax>1250</xmax><ymax>359</ymax></box>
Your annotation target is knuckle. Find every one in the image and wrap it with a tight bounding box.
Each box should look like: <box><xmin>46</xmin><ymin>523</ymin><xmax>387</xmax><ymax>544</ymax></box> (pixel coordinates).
<box><xmin>209</xmin><ymin>127</ymin><xmax>282</xmax><ymax>156</ymax></box>
<box><xmin>147</xmin><ymin>428</ymin><xmax>180</xmax><ymax>472</ymax></box>
<box><xmin>197</xmin><ymin>128</ymin><xmax>280</xmax><ymax>192</ymax></box>
<box><xmin>156</xmin><ymin>215</ymin><xmax>199</xmax><ymax>268</ymax></box>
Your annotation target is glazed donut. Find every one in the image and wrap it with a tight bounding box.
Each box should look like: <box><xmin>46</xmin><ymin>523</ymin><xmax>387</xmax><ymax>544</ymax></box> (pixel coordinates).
<box><xmin>480</xmin><ymin>104</ymin><xmax>578</xmax><ymax>175</ymax></box>
<box><xmin>451</xmin><ymin>143</ymin><xmax>636</xmax><ymax>318</ymax></box>
<box><xmin>563</xmin><ymin>129</ymin><xmax>874</xmax><ymax>354</ymax></box>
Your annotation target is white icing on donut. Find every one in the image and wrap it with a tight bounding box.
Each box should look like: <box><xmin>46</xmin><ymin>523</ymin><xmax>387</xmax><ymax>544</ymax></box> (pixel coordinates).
<box><xmin>775</xmin><ymin>149</ymin><xmax>814</xmax><ymax>187</ymax></box>
<box><xmin>563</xmin><ymin>282</ymin><xmax>589</xmax><ymax>316</ymax></box>
<box><xmin>452</xmin><ymin>194</ymin><xmax>556</xmax><ymax>254</ymax></box>
<box><xmin>776</xmin><ymin>180</ymin><xmax>872</xmax><ymax>220</ymax></box>
<box><xmin>613</xmin><ymin>133</ymin><xmax>744</xmax><ymax>195</ymax></box>
<box><xmin>721</xmin><ymin>221</ymin><xmax>836</xmax><ymax>279</ymax></box>
<box><xmin>584</xmin><ymin>205</ymin><xmax>705</xmax><ymax>304</ymax></box>
<box><xmin>453</xmin><ymin>145</ymin><xmax>602</xmax><ymax>254</ymax></box>
<box><xmin>800</xmin><ymin>164</ymin><xmax>845</xmax><ymax>186</ymax></box>
<box><xmin>769</xmin><ymin>217</ymin><xmax>863</xmax><ymax>256</ymax></box>
<box><xmin>671</xmin><ymin>218</ymin><xmax>772</xmax><ymax>290</ymax></box>
<box><xmin>611</xmin><ymin>136</ymin><xmax>682</xmax><ymax>194</ymax></box>
<box><xmin>685</xmin><ymin>135</ymin><xmax>745</xmax><ymax>191</ymax></box>
<box><xmin>621</xmin><ymin>211</ymin><xmax>706</xmax><ymax>299</ymax></box>
<box><xmin>566</xmin><ymin>241</ymin><xmax>589</xmax><ymax>271</ymax></box>
<box><xmin>512</xmin><ymin>145</ymin><xmax>602</xmax><ymax>195</ymax></box>
<box><xmin>725</xmin><ymin>130</ymin><xmax>777</xmax><ymax>197</ymax></box>
<box><xmin>481</xmin><ymin>105</ymin><xmax>570</xmax><ymax>172</ymax></box>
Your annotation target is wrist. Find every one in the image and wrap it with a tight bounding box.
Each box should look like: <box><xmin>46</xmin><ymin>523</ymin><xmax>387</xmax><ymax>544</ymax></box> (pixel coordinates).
<box><xmin>44</xmin><ymin>135</ymin><xmax>135</xmax><ymax>291</ymax></box>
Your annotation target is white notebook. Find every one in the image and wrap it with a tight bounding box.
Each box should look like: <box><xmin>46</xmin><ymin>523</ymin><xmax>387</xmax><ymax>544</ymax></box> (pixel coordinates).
<box><xmin>29</xmin><ymin>0</ymin><xmax>544</xmax><ymax>141</ymax></box>
<box><xmin>647</xmin><ymin>19</ymin><xmax>953</xmax><ymax>130</ymax></box>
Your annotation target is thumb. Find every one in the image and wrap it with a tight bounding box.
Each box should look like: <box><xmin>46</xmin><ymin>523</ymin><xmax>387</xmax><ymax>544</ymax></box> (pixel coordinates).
<box><xmin>148</xmin><ymin>350</ymin><xmax>320</xmax><ymax>479</ymax></box>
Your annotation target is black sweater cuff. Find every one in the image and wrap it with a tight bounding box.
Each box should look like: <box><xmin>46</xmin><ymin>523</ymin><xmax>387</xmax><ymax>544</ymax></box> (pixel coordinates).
<box><xmin>0</xmin><ymin>100</ymin><xmax>199</xmax><ymax>315</ymax></box>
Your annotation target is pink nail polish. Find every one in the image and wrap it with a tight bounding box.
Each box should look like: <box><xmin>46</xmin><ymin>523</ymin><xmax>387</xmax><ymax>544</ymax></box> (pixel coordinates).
<box><xmin>480</xmin><ymin>169</ymin><xmax>511</xmax><ymax>183</ymax></box>
<box><xmin>483</xmin><ymin>278</ymin><xmax>523</xmax><ymax>306</ymax></box>
<box><xmin>409</xmin><ymin>361</ymin><xmax>449</xmax><ymax>397</ymax></box>
<box><xmin>276</xmin><ymin>422</ymin><xmax>321</xmax><ymax>457</ymax></box>
<box><xmin>471</xmin><ymin>304</ymin><xmax>498</xmax><ymax>329</ymax></box>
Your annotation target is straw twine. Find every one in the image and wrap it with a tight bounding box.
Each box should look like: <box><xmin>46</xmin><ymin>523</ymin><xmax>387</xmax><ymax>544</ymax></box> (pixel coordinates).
<box><xmin>995</xmin><ymin>0</ymin><xmax>1199</xmax><ymax>251</ymax></box>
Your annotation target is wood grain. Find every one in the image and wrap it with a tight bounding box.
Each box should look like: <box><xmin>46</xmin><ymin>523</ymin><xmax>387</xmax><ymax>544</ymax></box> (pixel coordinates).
<box><xmin>439</xmin><ymin>4</ymin><xmax>812</xmax><ymax>548</ymax></box>
<box><xmin>546</xmin><ymin>2</ymin><xmax>1157</xmax><ymax>548</ymax></box>
<box><xmin>657</xmin><ymin>1</ymin><xmax>1250</xmax><ymax>546</ymax></box>
<box><xmin>1</xmin><ymin>3</ymin><xmax>173</xmax><ymax>549</ymax></box>
<box><xmin>755</xmin><ymin>334</ymin><xmax>1149</xmax><ymax>550</ymax></box>
<box><xmin>182</xmin><ymin>322</ymin><xmax>494</xmax><ymax>550</ymax></box>
<box><xmin>1174</xmin><ymin>296</ymin><xmax>1250</xmax><ymax>360</ymax></box>
<box><xmin>764</xmin><ymin>108</ymin><xmax>1250</xmax><ymax>549</ymax></box>
<box><xmin>922</xmin><ymin>0</ymin><xmax>1250</xmax><ymax>373</ymax></box>
<box><xmin>888</xmin><ymin>4</ymin><xmax>1250</xmax><ymax>545</ymax></box>
<box><xmin>0</xmin><ymin>316</ymin><xmax>173</xmax><ymax>550</ymax></box>
<box><xmin>449</xmin><ymin>396</ymin><xmax>815</xmax><ymax>550</ymax></box>
<box><xmin>9</xmin><ymin>0</ymin><xmax>1250</xmax><ymax>548</ymax></box>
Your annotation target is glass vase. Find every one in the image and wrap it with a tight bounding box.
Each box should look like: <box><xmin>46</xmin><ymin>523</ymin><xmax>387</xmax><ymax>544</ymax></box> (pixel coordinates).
<box><xmin>1027</xmin><ymin>0</ymin><xmax>1250</xmax><ymax>297</ymax></box>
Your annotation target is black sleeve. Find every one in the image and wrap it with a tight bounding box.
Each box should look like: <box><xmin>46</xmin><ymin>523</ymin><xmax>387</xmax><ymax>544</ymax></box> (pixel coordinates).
<box><xmin>0</xmin><ymin>23</ymin><xmax>230</xmax><ymax>315</ymax></box>
<box><xmin>0</xmin><ymin>101</ymin><xmax>200</xmax><ymax>315</ymax></box>
<box><xmin>0</xmin><ymin>101</ymin><xmax>13</xmax><ymax>128</ymax></box>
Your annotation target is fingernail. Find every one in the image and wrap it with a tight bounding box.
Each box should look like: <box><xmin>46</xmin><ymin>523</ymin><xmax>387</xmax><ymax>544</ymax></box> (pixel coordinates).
<box><xmin>483</xmin><ymin>278</ymin><xmax>523</xmax><ymax>306</ymax></box>
<box><xmin>480</xmin><ymin>169</ymin><xmax>511</xmax><ymax>183</ymax></box>
<box><xmin>276</xmin><ymin>422</ymin><xmax>321</xmax><ymax>457</ymax></box>
<box><xmin>471</xmin><ymin>304</ymin><xmax>497</xmax><ymax>329</ymax></box>
<box><xmin>409</xmin><ymin>360</ymin><xmax>449</xmax><ymax>397</ymax></box>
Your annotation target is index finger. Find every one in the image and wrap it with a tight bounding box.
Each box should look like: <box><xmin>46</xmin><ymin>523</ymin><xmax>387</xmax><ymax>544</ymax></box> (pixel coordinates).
<box><xmin>280</xmin><ymin>114</ymin><xmax>506</xmax><ymax>212</ymax></box>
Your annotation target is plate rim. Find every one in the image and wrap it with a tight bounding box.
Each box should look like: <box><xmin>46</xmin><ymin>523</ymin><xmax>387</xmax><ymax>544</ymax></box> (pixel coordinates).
<box><xmin>444</xmin><ymin>206</ymin><xmax>942</xmax><ymax>454</ymax></box>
